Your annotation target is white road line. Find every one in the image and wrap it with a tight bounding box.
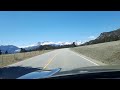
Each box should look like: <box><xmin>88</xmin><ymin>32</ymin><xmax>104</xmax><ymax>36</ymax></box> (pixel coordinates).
<box><xmin>72</xmin><ymin>51</ymin><xmax>99</xmax><ymax>66</ymax></box>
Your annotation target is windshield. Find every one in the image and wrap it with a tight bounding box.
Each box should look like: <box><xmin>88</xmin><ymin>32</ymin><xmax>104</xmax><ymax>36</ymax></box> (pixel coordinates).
<box><xmin>1</xmin><ymin>11</ymin><xmax>120</xmax><ymax>79</ymax></box>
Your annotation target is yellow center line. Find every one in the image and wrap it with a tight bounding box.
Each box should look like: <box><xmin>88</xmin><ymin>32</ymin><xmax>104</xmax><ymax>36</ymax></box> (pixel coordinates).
<box><xmin>43</xmin><ymin>53</ymin><xmax>58</xmax><ymax>69</ymax></box>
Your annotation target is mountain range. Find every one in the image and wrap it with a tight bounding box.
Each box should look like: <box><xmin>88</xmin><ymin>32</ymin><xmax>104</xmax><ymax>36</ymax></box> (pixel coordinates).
<box><xmin>81</xmin><ymin>28</ymin><xmax>120</xmax><ymax>46</ymax></box>
<box><xmin>0</xmin><ymin>41</ymin><xmax>82</xmax><ymax>54</ymax></box>
<box><xmin>1</xmin><ymin>28</ymin><xmax>120</xmax><ymax>54</ymax></box>
<box><xmin>0</xmin><ymin>45</ymin><xmax>19</xmax><ymax>54</ymax></box>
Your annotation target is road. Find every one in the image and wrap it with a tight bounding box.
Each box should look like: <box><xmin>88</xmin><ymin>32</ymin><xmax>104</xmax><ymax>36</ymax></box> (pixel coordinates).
<box><xmin>1</xmin><ymin>48</ymin><xmax>100</xmax><ymax>79</ymax></box>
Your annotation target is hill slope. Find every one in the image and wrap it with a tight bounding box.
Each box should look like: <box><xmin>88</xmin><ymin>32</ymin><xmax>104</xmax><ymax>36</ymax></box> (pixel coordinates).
<box><xmin>71</xmin><ymin>40</ymin><xmax>120</xmax><ymax>65</ymax></box>
<box><xmin>0</xmin><ymin>45</ymin><xmax>19</xmax><ymax>54</ymax></box>
<box><xmin>82</xmin><ymin>28</ymin><xmax>120</xmax><ymax>45</ymax></box>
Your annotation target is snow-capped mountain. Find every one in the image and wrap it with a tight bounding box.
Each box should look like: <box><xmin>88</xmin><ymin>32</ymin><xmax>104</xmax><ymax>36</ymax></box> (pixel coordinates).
<box><xmin>20</xmin><ymin>44</ymin><xmax>40</xmax><ymax>51</ymax></box>
<box><xmin>37</xmin><ymin>41</ymin><xmax>55</xmax><ymax>46</ymax></box>
<box><xmin>0</xmin><ymin>45</ymin><xmax>19</xmax><ymax>54</ymax></box>
<box><xmin>16</xmin><ymin>44</ymin><xmax>40</xmax><ymax>52</ymax></box>
<box><xmin>35</xmin><ymin>41</ymin><xmax>81</xmax><ymax>47</ymax></box>
<box><xmin>75</xmin><ymin>41</ymin><xmax>82</xmax><ymax>45</ymax></box>
<box><xmin>38</xmin><ymin>41</ymin><xmax>73</xmax><ymax>46</ymax></box>
<box><xmin>20</xmin><ymin>41</ymin><xmax>81</xmax><ymax>51</ymax></box>
<box><xmin>0</xmin><ymin>41</ymin><xmax>82</xmax><ymax>53</ymax></box>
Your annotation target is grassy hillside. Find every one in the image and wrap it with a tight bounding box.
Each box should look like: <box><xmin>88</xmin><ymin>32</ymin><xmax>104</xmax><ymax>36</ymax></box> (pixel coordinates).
<box><xmin>71</xmin><ymin>40</ymin><xmax>120</xmax><ymax>65</ymax></box>
<box><xmin>81</xmin><ymin>28</ymin><xmax>120</xmax><ymax>46</ymax></box>
<box><xmin>0</xmin><ymin>50</ymin><xmax>52</xmax><ymax>67</ymax></box>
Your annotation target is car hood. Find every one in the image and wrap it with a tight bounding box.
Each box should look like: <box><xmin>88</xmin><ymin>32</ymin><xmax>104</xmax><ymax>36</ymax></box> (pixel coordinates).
<box><xmin>54</xmin><ymin>65</ymin><xmax>120</xmax><ymax>76</ymax></box>
<box><xmin>17</xmin><ymin>65</ymin><xmax>120</xmax><ymax>79</ymax></box>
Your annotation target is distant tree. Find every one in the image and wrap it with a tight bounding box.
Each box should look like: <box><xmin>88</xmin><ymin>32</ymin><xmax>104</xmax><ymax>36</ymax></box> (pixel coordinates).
<box><xmin>38</xmin><ymin>45</ymin><xmax>44</xmax><ymax>50</ymax></box>
<box><xmin>20</xmin><ymin>48</ymin><xmax>27</xmax><ymax>53</ymax></box>
<box><xmin>0</xmin><ymin>50</ymin><xmax>2</xmax><ymax>55</ymax></box>
<box><xmin>5</xmin><ymin>51</ymin><xmax>8</xmax><ymax>54</ymax></box>
<box><xmin>72</xmin><ymin>42</ymin><xmax>76</xmax><ymax>47</ymax></box>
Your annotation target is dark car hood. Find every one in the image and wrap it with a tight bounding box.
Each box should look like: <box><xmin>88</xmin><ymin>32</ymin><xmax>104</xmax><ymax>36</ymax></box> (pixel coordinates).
<box><xmin>54</xmin><ymin>65</ymin><xmax>120</xmax><ymax>76</ymax></box>
<box><xmin>17</xmin><ymin>65</ymin><xmax>120</xmax><ymax>79</ymax></box>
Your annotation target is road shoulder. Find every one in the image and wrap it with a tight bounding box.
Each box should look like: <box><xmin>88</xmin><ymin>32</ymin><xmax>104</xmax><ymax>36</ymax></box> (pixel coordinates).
<box><xmin>70</xmin><ymin>48</ymin><xmax>106</xmax><ymax>66</ymax></box>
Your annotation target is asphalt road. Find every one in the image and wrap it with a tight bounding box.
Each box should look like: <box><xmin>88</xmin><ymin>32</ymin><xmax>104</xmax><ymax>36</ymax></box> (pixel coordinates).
<box><xmin>1</xmin><ymin>48</ymin><xmax>101</xmax><ymax>79</ymax></box>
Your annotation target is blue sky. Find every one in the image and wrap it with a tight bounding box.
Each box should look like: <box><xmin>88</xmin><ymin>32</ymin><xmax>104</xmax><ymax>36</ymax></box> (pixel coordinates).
<box><xmin>0</xmin><ymin>11</ymin><xmax>120</xmax><ymax>47</ymax></box>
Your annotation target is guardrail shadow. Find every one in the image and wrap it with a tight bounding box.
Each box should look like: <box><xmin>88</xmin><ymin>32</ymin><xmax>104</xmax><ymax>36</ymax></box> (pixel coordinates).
<box><xmin>0</xmin><ymin>66</ymin><xmax>42</xmax><ymax>79</ymax></box>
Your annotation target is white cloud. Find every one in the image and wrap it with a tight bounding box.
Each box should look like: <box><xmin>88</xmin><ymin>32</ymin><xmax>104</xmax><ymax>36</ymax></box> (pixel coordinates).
<box><xmin>88</xmin><ymin>36</ymin><xmax>96</xmax><ymax>40</ymax></box>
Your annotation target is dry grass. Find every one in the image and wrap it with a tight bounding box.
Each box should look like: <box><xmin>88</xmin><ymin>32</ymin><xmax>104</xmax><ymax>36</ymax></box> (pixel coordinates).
<box><xmin>71</xmin><ymin>40</ymin><xmax>120</xmax><ymax>65</ymax></box>
<box><xmin>0</xmin><ymin>50</ymin><xmax>52</xmax><ymax>67</ymax></box>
